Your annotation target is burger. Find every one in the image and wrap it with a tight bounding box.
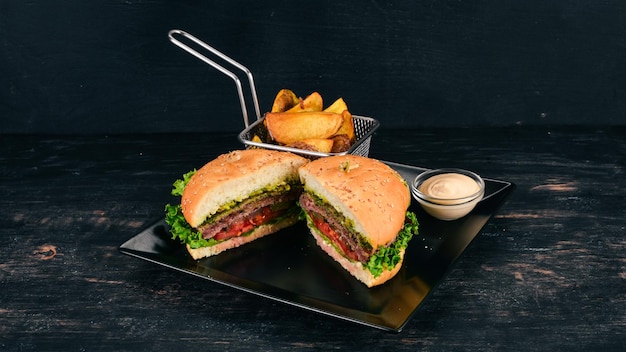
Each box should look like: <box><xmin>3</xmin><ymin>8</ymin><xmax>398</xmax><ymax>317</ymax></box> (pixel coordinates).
<box><xmin>165</xmin><ymin>149</ymin><xmax>309</xmax><ymax>260</ymax></box>
<box><xmin>298</xmin><ymin>155</ymin><xmax>419</xmax><ymax>287</ymax></box>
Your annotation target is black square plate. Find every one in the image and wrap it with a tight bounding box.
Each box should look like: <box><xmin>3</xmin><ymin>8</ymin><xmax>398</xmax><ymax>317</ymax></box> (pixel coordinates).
<box><xmin>119</xmin><ymin>160</ymin><xmax>515</xmax><ymax>332</ymax></box>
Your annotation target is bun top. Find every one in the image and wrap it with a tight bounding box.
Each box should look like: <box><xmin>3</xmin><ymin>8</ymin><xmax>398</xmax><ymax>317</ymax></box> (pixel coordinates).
<box><xmin>182</xmin><ymin>149</ymin><xmax>309</xmax><ymax>227</ymax></box>
<box><xmin>298</xmin><ymin>155</ymin><xmax>410</xmax><ymax>248</ymax></box>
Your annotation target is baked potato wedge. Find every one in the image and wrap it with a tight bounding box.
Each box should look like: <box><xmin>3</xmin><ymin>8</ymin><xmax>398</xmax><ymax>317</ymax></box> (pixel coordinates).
<box><xmin>323</xmin><ymin>97</ymin><xmax>348</xmax><ymax>114</ymax></box>
<box><xmin>335</xmin><ymin>110</ymin><xmax>355</xmax><ymax>142</ymax></box>
<box><xmin>265</xmin><ymin>111</ymin><xmax>343</xmax><ymax>145</ymax></box>
<box><xmin>294</xmin><ymin>138</ymin><xmax>335</xmax><ymax>153</ymax></box>
<box><xmin>286</xmin><ymin>92</ymin><xmax>323</xmax><ymax>112</ymax></box>
<box><xmin>271</xmin><ymin>89</ymin><xmax>299</xmax><ymax>113</ymax></box>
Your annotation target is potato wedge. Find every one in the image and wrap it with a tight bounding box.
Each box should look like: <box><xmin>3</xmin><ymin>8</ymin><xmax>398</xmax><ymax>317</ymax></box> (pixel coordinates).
<box><xmin>295</xmin><ymin>138</ymin><xmax>334</xmax><ymax>153</ymax></box>
<box><xmin>324</xmin><ymin>97</ymin><xmax>348</xmax><ymax>114</ymax></box>
<box><xmin>265</xmin><ymin>111</ymin><xmax>343</xmax><ymax>145</ymax></box>
<box><xmin>330</xmin><ymin>134</ymin><xmax>351</xmax><ymax>153</ymax></box>
<box><xmin>271</xmin><ymin>89</ymin><xmax>299</xmax><ymax>113</ymax></box>
<box><xmin>334</xmin><ymin>110</ymin><xmax>355</xmax><ymax>142</ymax></box>
<box><xmin>286</xmin><ymin>92</ymin><xmax>323</xmax><ymax>112</ymax></box>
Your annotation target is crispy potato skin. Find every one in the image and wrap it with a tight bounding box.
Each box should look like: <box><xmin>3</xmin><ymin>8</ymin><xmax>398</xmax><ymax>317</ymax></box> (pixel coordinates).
<box><xmin>266</xmin><ymin>90</ymin><xmax>357</xmax><ymax>153</ymax></box>
<box><xmin>265</xmin><ymin>112</ymin><xmax>343</xmax><ymax>145</ymax></box>
<box><xmin>271</xmin><ymin>89</ymin><xmax>299</xmax><ymax>113</ymax></box>
<box><xmin>330</xmin><ymin>134</ymin><xmax>352</xmax><ymax>153</ymax></box>
<box><xmin>286</xmin><ymin>92</ymin><xmax>323</xmax><ymax>112</ymax></box>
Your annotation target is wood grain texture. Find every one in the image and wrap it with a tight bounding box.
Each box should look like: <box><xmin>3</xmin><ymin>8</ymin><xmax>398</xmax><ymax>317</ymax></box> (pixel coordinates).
<box><xmin>1</xmin><ymin>127</ymin><xmax>624</xmax><ymax>351</ymax></box>
<box><xmin>2</xmin><ymin>1</ymin><xmax>626</xmax><ymax>134</ymax></box>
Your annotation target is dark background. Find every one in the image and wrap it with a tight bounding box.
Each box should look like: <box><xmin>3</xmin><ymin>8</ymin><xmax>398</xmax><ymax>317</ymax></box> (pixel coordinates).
<box><xmin>2</xmin><ymin>0</ymin><xmax>625</xmax><ymax>134</ymax></box>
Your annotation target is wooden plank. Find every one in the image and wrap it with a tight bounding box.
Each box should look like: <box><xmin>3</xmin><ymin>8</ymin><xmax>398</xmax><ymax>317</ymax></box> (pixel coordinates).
<box><xmin>0</xmin><ymin>127</ymin><xmax>624</xmax><ymax>350</ymax></box>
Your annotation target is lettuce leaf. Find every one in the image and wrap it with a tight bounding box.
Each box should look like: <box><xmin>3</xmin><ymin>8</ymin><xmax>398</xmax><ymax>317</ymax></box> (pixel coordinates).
<box><xmin>365</xmin><ymin>211</ymin><xmax>419</xmax><ymax>278</ymax></box>
<box><xmin>171</xmin><ymin>169</ymin><xmax>196</xmax><ymax>196</ymax></box>
<box><xmin>165</xmin><ymin>203</ymin><xmax>219</xmax><ymax>249</ymax></box>
<box><xmin>164</xmin><ymin>169</ymin><xmax>220</xmax><ymax>249</ymax></box>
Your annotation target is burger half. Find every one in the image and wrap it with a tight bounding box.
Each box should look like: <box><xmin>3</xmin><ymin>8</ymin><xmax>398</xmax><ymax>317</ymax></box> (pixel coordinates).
<box><xmin>298</xmin><ymin>155</ymin><xmax>419</xmax><ymax>287</ymax></box>
<box><xmin>165</xmin><ymin>149</ymin><xmax>309</xmax><ymax>259</ymax></box>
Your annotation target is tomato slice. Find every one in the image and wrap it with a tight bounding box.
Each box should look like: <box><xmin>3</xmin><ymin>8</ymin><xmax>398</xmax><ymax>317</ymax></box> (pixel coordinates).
<box><xmin>310</xmin><ymin>212</ymin><xmax>360</xmax><ymax>262</ymax></box>
<box><xmin>213</xmin><ymin>205</ymin><xmax>288</xmax><ymax>241</ymax></box>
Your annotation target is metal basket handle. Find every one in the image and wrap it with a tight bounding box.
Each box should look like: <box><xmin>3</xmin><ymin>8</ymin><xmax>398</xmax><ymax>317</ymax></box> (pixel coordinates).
<box><xmin>167</xmin><ymin>29</ymin><xmax>261</xmax><ymax>127</ymax></box>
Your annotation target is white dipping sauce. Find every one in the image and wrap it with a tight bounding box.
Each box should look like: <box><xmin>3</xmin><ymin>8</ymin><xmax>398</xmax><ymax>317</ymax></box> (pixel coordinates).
<box><xmin>418</xmin><ymin>173</ymin><xmax>480</xmax><ymax>205</ymax></box>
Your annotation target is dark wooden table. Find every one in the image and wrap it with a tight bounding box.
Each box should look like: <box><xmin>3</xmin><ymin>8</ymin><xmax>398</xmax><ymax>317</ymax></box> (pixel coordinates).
<box><xmin>1</xmin><ymin>127</ymin><xmax>624</xmax><ymax>351</ymax></box>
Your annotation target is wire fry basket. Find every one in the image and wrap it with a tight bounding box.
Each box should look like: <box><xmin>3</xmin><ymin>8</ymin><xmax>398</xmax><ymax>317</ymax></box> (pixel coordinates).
<box><xmin>168</xmin><ymin>29</ymin><xmax>379</xmax><ymax>158</ymax></box>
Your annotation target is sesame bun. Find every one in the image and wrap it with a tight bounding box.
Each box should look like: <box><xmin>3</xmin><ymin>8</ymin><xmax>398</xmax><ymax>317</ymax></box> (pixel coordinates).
<box><xmin>298</xmin><ymin>155</ymin><xmax>410</xmax><ymax>249</ymax></box>
<box><xmin>182</xmin><ymin>149</ymin><xmax>309</xmax><ymax>228</ymax></box>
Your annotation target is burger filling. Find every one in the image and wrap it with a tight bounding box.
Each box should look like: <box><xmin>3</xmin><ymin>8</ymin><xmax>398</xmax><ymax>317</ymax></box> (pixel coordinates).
<box><xmin>298</xmin><ymin>192</ymin><xmax>374</xmax><ymax>263</ymax></box>
<box><xmin>165</xmin><ymin>169</ymin><xmax>302</xmax><ymax>249</ymax></box>
<box><xmin>198</xmin><ymin>186</ymin><xmax>302</xmax><ymax>241</ymax></box>
<box><xmin>299</xmin><ymin>191</ymin><xmax>420</xmax><ymax>278</ymax></box>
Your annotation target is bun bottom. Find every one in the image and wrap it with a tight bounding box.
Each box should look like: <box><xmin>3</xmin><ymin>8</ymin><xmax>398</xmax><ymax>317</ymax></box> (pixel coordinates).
<box><xmin>307</xmin><ymin>227</ymin><xmax>405</xmax><ymax>288</ymax></box>
<box><xmin>186</xmin><ymin>214</ymin><xmax>300</xmax><ymax>260</ymax></box>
